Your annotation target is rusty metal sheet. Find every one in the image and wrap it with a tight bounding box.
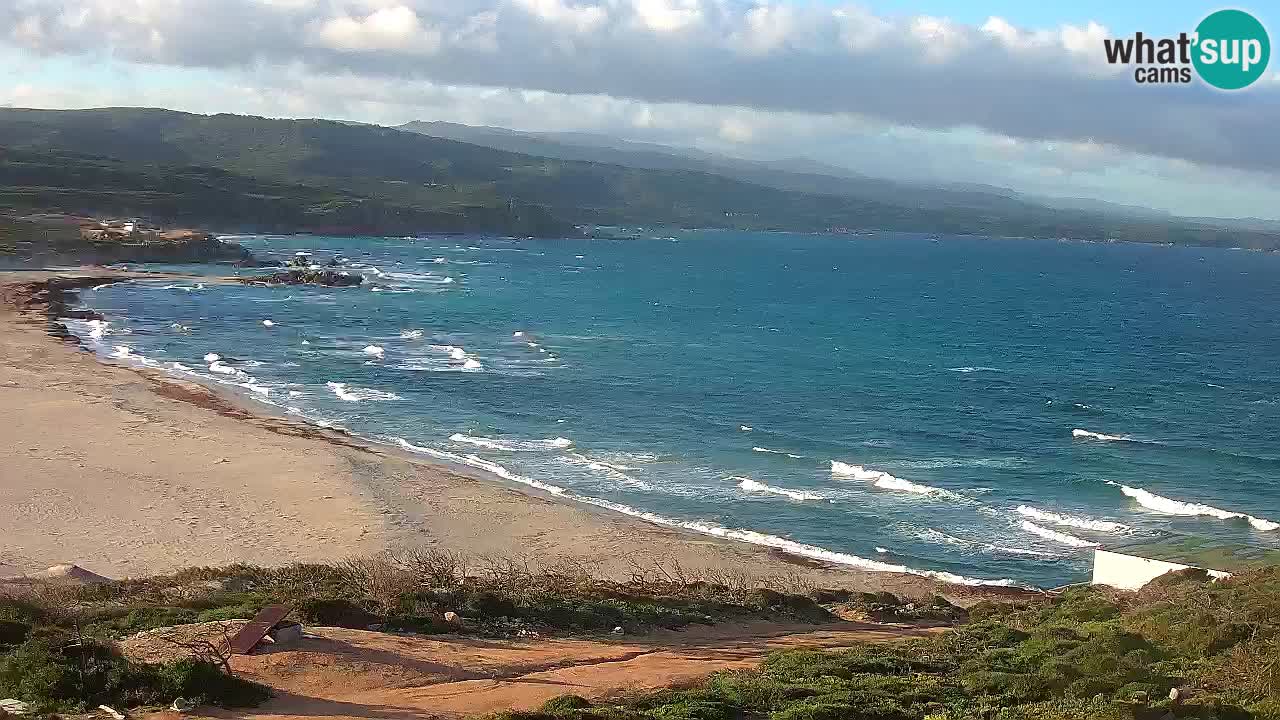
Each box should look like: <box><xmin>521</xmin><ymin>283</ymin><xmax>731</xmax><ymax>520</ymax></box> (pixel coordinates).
<box><xmin>227</xmin><ymin>605</ymin><xmax>289</xmax><ymax>655</ymax></box>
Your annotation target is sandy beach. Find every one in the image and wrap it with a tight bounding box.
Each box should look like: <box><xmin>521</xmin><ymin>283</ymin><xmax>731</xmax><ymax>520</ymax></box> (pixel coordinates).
<box><xmin>0</xmin><ymin>270</ymin><xmax>1017</xmax><ymax>601</ymax></box>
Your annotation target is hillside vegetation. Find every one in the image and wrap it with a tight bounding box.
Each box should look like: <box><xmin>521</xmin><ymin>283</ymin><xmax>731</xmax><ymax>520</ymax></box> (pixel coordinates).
<box><xmin>506</xmin><ymin>568</ymin><xmax>1280</xmax><ymax>720</ymax></box>
<box><xmin>1</xmin><ymin>107</ymin><xmax>1277</xmax><ymax>246</ymax></box>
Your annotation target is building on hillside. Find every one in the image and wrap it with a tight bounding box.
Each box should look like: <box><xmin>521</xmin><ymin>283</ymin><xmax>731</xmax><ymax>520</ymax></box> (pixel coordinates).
<box><xmin>1092</xmin><ymin>536</ymin><xmax>1280</xmax><ymax>590</ymax></box>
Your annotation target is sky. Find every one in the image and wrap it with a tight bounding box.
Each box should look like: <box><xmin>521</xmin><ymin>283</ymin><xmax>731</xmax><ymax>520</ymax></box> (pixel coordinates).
<box><xmin>1</xmin><ymin>0</ymin><xmax>1278</xmax><ymax>220</ymax></box>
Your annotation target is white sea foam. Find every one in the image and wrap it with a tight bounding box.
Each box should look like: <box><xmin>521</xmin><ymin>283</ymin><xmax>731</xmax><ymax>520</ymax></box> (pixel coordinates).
<box><xmin>735</xmin><ymin>476</ymin><xmax>826</xmax><ymax>502</ymax></box>
<box><xmin>463</xmin><ymin>358</ymin><xmax>483</xmax><ymax>370</ymax></box>
<box><xmin>84</xmin><ymin>319</ymin><xmax>109</xmax><ymax>340</ymax></box>
<box><xmin>1105</xmin><ymin>482</ymin><xmax>1278</xmax><ymax>531</ymax></box>
<box><xmin>110</xmin><ymin>345</ymin><xmax>132</xmax><ymax>359</ymax></box>
<box><xmin>389</xmin><ymin>438</ymin><xmax>1016</xmax><ymax>586</ymax></box>
<box><xmin>208</xmin><ymin>360</ymin><xmax>236</xmax><ymax>375</ymax></box>
<box><xmin>325</xmin><ymin>382</ymin><xmax>402</xmax><ymax>403</ymax></box>
<box><xmin>948</xmin><ymin>366</ymin><xmax>1002</xmax><ymax>373</ymax></box>
<box><xmin>563</xmin><ymin>453</ymin><xmax>649</xmax><ymax>489</ymax></box>
<box><xmin>739</xmin><ymin>425</ymin><xmax>752</xmax><ymax>431</ymax></box>
<box><xmin>752</xmin><ymin>447</ymin><xmax>805</xmax><ymax>459</ymax></box>
<box><xmin>830</xmin><ymin>461</ymin><xmax>963</xmax><ymax>499</ymax></box>
<box><xmin>1073</xmin><ymin>428</ymin><xmax>1137</xmax><ymax>442</ymax></box>
<box><xmin>400</xmin><ymin>329</ymin><xmax>424</xmax><ymax>340</ymax></box>
<box><xmin>1015</xmin><ymin>505</ymin><xmax>1129</xmax><ymax>533</ymax></box>
<box><xmin>262</xmin><ymin>319</ymin><xmax>275</xmax><ymax>327</ymax></box>
<box><xmin>449</xmin><ymin>434</ymin><xmax>572</xmax><ymax>452</ymax></box>
<box><xmin>1019</xmin><ymin>521</ymin><xmax>1099</xmax><ymax>548</ymax></box>
<box><xmin>915</xmin><ymin>528</ymin><xmax>1055</xmax><ymax>557</ymax></box>
<box><xmin>363</xmin><ymin>345</ymin><xmax>385</xmax><ymax>358</ymax></box>
<box><xmin>203</xmin><ymin>353</ymin><xmax>220</xmax><ymax>363</ymax></box>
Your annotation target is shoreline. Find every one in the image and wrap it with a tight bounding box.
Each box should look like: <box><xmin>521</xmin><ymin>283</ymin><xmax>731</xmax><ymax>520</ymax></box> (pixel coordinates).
<box><xmin>0</xmin><ymin>269</ymin><xmax>1038</xmax><ymax>603</ymax></box>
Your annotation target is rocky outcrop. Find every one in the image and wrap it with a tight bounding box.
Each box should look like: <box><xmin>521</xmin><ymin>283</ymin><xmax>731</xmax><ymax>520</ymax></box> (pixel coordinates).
<box><xmin>239</xmin><ymin>269</ymin><xmax>363</xmax><ymax>287</ymax></box>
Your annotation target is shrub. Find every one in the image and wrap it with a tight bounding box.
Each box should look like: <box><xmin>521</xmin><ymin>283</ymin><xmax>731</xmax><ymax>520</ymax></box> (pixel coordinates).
<box><xmin>295</xmin><ymin>597</ymin><xmax>381</xmax><ymax>629</ymax></box>
<box><xmin>541</xmin><ymin>694</ymin><xmax>593</xmax><ymax>713</ymax></box>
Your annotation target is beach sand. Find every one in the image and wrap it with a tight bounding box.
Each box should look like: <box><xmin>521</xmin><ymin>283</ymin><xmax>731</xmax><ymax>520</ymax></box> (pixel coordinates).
<box><xmin>0</xmin><ymin>270</ymin><xmax>1017</xmax><ymax>601</ymax></box>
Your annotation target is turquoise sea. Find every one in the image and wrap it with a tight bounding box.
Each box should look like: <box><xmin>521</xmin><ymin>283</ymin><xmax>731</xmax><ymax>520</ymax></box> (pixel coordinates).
<box><xmin>65</xmin><ymin>231</ymin><xmax>1280</xmax><ymax>587</ymax></box>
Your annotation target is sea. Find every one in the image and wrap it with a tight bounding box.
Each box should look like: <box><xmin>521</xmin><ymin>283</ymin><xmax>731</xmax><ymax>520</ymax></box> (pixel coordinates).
<box><xmin>62</xmin><ymin>231</ymin><xmax>1280</xmax><ymax>588</ymax></box>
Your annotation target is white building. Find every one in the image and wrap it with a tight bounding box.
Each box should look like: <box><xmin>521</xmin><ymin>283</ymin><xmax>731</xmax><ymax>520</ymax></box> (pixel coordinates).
<box><xmin>1091</xmin><ymin>538</ymin><xmax>1277</xmax><ymax>591</ymax></box>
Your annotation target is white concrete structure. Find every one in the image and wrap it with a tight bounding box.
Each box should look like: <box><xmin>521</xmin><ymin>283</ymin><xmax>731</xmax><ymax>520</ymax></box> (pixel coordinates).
<box><xmin>1091</xmin><ymin>549</ymin><xmax>1231</xmax><ymax>591</ymax></box>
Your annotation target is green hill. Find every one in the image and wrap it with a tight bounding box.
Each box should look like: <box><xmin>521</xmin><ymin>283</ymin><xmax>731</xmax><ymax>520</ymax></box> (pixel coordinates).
<box><xmin>0</xmin><ymin>107</ymin><xmax>1276</xmax><ymax>246</ymax></box>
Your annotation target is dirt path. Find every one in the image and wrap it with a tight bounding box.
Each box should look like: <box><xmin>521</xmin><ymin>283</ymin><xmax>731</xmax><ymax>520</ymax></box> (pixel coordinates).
<box><xmin>141</xmin><ymin>621</ymin><xmax>938</xmax><ymax>720</ymax></box>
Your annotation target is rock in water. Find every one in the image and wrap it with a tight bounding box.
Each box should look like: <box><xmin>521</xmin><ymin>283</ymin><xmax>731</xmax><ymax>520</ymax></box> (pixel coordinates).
<box><xmin>239</xmin><ymin>269</ymin><xmax>362</xmax><ymax>287</ymax></box>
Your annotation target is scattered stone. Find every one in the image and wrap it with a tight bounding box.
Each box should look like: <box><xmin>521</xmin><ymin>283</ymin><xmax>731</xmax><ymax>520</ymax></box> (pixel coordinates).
<box><xmin>443</xmin><ymin>611</ymin><xmax>462</xmax><ymax>625</ymax></box>
<box><xmin>170</xmin><ymin>698</ymin><xmax>195</xmax><ymax>713</ymax></box>
<box><xmin>215</xmin><ymin>458</ymin><xmax>229</xmax><ymax>464</ymax></box>
<box><xmin>611</xmin><ymin>626</ymin><xmax>624</xmax><ymax>635</ymax></box>
<box><xmin>1130</xmin><ymin>691</ymin><xmax>1148</xmax><ymax>703</ymax></box>
<box><xmin>97</xmin><ymin>704</ymin><xmax>126</xmax><ymax>719</ymax></box>
<box><xmin>0</xmin><ymin>699</ymin><xmax>30</xmax><ymax>716</ymax></box>
<box><xmin>366</xmin><ymin>623</ymin><xmax>383</xmax><ymax>631</ymax></box>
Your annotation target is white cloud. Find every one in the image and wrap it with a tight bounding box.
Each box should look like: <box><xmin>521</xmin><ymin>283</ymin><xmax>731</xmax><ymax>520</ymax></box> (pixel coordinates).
<box><xmin>0</xmin><ymin>0</ymin><xmax>1277</xmax><ymax>178</ymax></box>
<box><xmin>309</xmin><ymin>5</ymin><xmax>441</xmax><ymax>54</ymax></box>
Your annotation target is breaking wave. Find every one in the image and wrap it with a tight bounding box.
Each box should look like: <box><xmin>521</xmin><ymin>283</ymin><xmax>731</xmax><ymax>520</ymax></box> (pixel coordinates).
<box><xmin>1106</xmin><ymin>482</ymin><xmax>1278</xmax><ymax>531</ymax></box>
<box><xmin>830</xmin><ymin>461</ymin><xmax>963</xmax><ymax>499</ymax></box>
<box><xmin>1019</xmin><ymin>521</ymin><xmax>1099</xmax><ymax>548</ymax></box>
<box><xmin>1015</xmin><ymin>505</ymin><xmax>1130</xmax><ymax>533</ymax></box>
<box><xmin>325</xmin><ymin>381</ymin><xmax>402</xmax><ymax>402</ymax></box>
<box><xmin>389</xmin><ymin>437</ymin><xmax>1017</xmax><ymax>587</ymax></box>
<box><xmin>734</xmin><ymin>476</ymin><xmax>827</xmax><ymax>502</ymax></box>
<box><xmin>948</xmin><ymin>366</ymin><xmax>1002</xmax><ymax>373</ymax></box>
<box><xmin>914</xmin><ymin>527</ymin><xmax>1055</xmax><ymax>558</ymax></box>
<box><xmin>449</xmin><ymin>434</ymin><xmax>573</xmax><ymax>452</ymax></box>
<box><xmin>752</xmin><ymin>446</ymin><xmax>805</xmax><ymax>459</ymax></box>
<box><xmin>1073</xmin><ymin>428</ymin><xmax>1140</xmax><ymax>442</ymax></box>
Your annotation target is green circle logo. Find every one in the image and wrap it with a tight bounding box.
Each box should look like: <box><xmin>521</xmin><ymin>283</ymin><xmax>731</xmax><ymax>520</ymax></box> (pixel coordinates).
<box><xmin>1193</xmin><ymin>9</ymin><xmax>1270</xmax><ymax>90</ymax></box>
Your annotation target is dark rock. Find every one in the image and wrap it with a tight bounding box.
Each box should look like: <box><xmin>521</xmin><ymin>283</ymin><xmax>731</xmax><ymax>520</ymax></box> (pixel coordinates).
<box><xmin>239</xmin><ymin>269</ymin><xmax>362</xmax><ymax>287</ymax></box>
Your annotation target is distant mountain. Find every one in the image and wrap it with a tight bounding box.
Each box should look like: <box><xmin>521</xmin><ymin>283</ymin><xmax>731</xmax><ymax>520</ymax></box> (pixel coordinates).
<box><xmin>400</xmin><ymin>121</ymin><xmax>1131</xmax><ymax>218</ymax></box>
<box><xmin>0</xmin><ymin>107</ymin><xmax>1275</xmax><ymax>248</ymax></box>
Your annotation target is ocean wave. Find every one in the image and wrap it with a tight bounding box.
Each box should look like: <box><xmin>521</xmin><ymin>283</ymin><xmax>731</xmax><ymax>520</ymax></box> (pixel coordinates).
<box><xmin>389</xmin><ymin>438</ymin><xmax>1015</xmax><ymax>586</ymax></box>
<box><xmin>325</xmin><ymin>382</ymin><xmax>402</xmax><ymax>403</ymax></box>
<box><xmin>1015</xmin><ymin>505</ymin><xmax>1129</xmax><ymax>533</ymax></box>
<box><xmin>1072</xmin><ymin>428</ymin><xmax>1146</xmax><ymax>443</ymax></box>
<box><xmin>1046</xmin><ymin>400</ymin><xmax>1100</xmax><ymax>414</ymax></box>
<box><xmin>734</xmin><ymin>476</ymin><xmax>827</xmax><ymax>502</ymax></box>
<box><xmin>1019</xmin><ymin>521</ymin><xmax>1099</xmax><ymax>548</ymax></box>
<box><xmin>830</xmin><ymin>461</ymin><xmax>964</xmax><ymax>499</ymax></box>
<box><xmin>914</xmin><ymin>528</ymin><xmax>1055</xmax><ymax>558</ymax></box>
<box><xmin>892</xmin><ymin>456</ymin><xmax>1025</xmax><ymax>471</ymax></box>
<box><xmin>1105</xmin><ymin>482</ymin><xmax>1278</xmax><ymax>531</ymax></box>
<box><xmin>752</xmin><ymin>446</ymin><xmax>805</xmax><ymax>459</ymax></box>
<box><xmin>948</xmin><ymin>366</ymin><xmax>1002</xmax><ymax>373</ymax></box>
<box><xmin>400</xmin><ymin>329</ymin><xmax>425</xmax><ymax>340</ymax></box>
<box><xmin>363</xmin><ymin>345</ymin><xmax>385</xmax><ymax>358</ymax></box>
<box><xmin>563</xmin><ymin>453</ymin><xmax>649</xmax><ymax>489</ymax></box>
<box><xmin>449</xmin><ymin>434</ymin><xmax>572</xmax><ymax>452</ymax></box>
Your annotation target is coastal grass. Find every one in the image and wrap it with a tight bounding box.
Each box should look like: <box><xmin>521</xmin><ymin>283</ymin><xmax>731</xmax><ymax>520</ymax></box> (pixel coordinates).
<box><xmin>0</xmin><ymin>551</ymin><xmax>895</xmax><ymax>712</ymax></box>
<box><xmin>498</xmin><ymin>567</ymin><xmax>1280</xmax><ymax>720</ymax></box>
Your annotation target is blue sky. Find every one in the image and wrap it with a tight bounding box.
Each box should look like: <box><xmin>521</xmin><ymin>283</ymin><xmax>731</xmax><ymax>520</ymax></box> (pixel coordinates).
<box><xmin>2</xmin><ymin>0</ymin><xmax>1278</xmax><ymax>219</ymax></box>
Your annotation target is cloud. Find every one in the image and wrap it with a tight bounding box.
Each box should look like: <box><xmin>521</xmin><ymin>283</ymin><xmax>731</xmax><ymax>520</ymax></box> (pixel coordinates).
<box><xmin>0</xmin><ymin>0</ymin><xmax>1277</xmax><ymax>176</ymax></box>
<box><xmin>308</xmin><ymin>5</ymin><xmax>442</xmax><ymax>54</ymax></box>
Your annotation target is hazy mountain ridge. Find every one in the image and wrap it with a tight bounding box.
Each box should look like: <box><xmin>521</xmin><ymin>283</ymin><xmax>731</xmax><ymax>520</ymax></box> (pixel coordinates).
<box><xmin>0</xmin><ymin>107</ymin><xmax>1274</xmax><ymax>247</ymax></box>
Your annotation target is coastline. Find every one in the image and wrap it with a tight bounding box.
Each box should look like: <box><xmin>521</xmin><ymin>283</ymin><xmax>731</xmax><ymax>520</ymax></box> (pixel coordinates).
<box><xmin>0</xmin><ymin>270</ymin><xmax>1036</xmax><ymax>602</ymax></box>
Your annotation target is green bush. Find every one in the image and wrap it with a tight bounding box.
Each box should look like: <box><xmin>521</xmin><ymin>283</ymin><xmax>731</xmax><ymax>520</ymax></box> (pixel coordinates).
<box><xmin>541</xmin><ymin>694</ymin><xmax>593</xmax><ymax>713</ymax></box>
<box><xmin>0</xmin><ymin>631</ymin><xmax>266</xmax><ymax>712</ymax></box>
